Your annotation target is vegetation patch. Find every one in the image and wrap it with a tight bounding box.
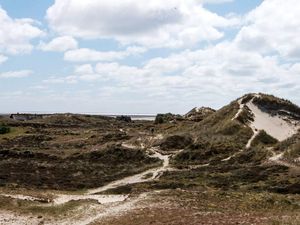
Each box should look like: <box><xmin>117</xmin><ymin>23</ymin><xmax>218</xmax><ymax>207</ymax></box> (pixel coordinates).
<box><xmin>0</xmin><ymin>124</ymin><xmax>10</xmax><ymax>134</ymax></box>
<box><xmin>236</xmin><ymin>106</ymin><xmax>254</xmax><ymax>124</ymax></box>
<box><xmin>160</xmin><ymin>134</ymin><xmax>193</xmax><ymax>150</ymax></box>
<box><xmin>252</xmin><ymin>130</ymin><xmax>278</xmax><ymax>147</ymax></box>
<box><xmin>0</xmin><ymin>145</ymin><xmax>160</xmax><ymax>190</ymax></box>
<box><xmin>154</xmin><ymin>113</ymin><xmax>183</xmax><ymax>124</ymax></box>
<box><xmin>284</xmin><ymin>142</ymin><xmax>300</xmax><ymax>161</ymax></box>
<box><xmin>253</xmin><ymin>93</ymin><xmax>300</xmax><ymax>118</ymax></box>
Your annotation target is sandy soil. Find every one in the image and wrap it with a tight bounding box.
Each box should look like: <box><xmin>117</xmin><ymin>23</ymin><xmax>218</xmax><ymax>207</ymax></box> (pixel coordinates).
<box><xmin>0</xmin><ymin>211</ymin><xmax>41</xmax><ymax>225</ymax></box>
<box><xmin>233</xmin><ymin>95</ymin><xmax>299</xmax><ymax>149</ymax></box>
<box><xmin>0</xmin><ymin>134</ymin><xmax>184</xmax><ymax>225</ymax></box>
<box><xmin>247</xmin><ymin>100</ymin><xmax>299</xmax><ymax>141</ymax></box>
<box><xmin>231</xmin><ymin>98</ymin><xmax>244</xmax><ymax>121</ymax></box>
<box><xmin>87</xmin><ymin>147</ymin><xmax>171</xmax><ymax>195</ymax></box>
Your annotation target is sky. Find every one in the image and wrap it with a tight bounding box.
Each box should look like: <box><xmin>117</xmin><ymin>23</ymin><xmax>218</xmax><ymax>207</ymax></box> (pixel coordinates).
<box><xmin>0</xmin><ymin>0</ymin><xmax>299</xmax><ymax>114</ymax></box>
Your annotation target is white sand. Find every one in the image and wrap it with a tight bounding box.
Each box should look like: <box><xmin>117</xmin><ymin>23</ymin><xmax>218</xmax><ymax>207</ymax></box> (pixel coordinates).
<box><xmin>247</xmin><ymin>101</ymin><xmax>299</xmax><ymax>142</ymax></box>
<box><xmin>1</xmin><ymin>135</ymin><xmax>172</xmax><ymax>207</ymax></box>
<box><xmin>2</xmin><ymin>194</ymin><xmax>46</xmax><ymax>202</ymax></box>
<box><xmin>53</xmin><ymin>194</ymin><xmax>128</xmax><ymax>205</ymax></box>
<box><xmin>0</xmin><ymin>211</ymin><xmax>40</xmax><ymax>225</ymax></box>
<box><xmin>231</xmin><ymin>98</ymin><xmax>244</xmax><ymax>121</ymax></box>
<box><xmin>233</xmin><ymin>95</ymin><xmax>299</xmax><ymax>149</ymax></box>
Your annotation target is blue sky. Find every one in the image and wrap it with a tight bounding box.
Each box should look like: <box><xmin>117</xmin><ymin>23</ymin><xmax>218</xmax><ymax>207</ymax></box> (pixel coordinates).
<box><xmin>0</xmin><ymin>0</ymin><xmax>299</xmax><ymax>114</ymax></box>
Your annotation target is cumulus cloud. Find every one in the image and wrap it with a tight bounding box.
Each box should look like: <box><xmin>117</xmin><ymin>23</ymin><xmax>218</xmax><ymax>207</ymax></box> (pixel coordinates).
<box><xmin>201</xmin><ymin>0</ymin><xmax>234</xmax><ymax>3</ymax></box>
<box><xmin>46</xmin><ymin>0</ymin><xmax>238</xmax><ymax>48</ymax></box>
<box><xmin>64</xmin><ymin>46</ymin><xmax>147</xmax><ymax>62</ymax></box>
<box><xmin>39</xmin><ymin>36</ymin><xmax>78</xmax><ymax>52</ymax></box>
<box><xmin>0</xmin><ymin>70</ymin><xmax>32</xmax><ymax>79</ymax></box>
<box><xmin>235</xmin><ymin>0</ymin><xmax>300</xmax><ymax>59</ymax></box>
<box><xmin>0</xmin><ymin>7</ymin><xmax>44</xmax><ymax>55</ymax></box>
<box><xmin>63</xmin><ymin>42</ymin><xmax>295</xmax><ymax>102</ymax></box>
<box><xmin>3</xmin><ymin>0</ymin><xmax>300</xmax><ymax>113</ymax></box>
<box><xmin>74</xmin><ymin>64</ymin><xmax>94</xmax><ymax>74</ymax></box>
<box><xmin>0</xmin><ymin>55</ymin><xmax>7</xmax><ymax>64</ymax></box>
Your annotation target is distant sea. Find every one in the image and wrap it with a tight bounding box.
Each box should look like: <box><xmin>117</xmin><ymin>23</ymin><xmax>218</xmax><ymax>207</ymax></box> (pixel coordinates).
<box><xmin>0</xmin><ymin>112</ymin><xmax>156</xmax><ymax>121</ymax></box>
<box><xmin>125</xmin><ymin>115</ymin><xmax>156</xmax><ymax>121</ymax></box>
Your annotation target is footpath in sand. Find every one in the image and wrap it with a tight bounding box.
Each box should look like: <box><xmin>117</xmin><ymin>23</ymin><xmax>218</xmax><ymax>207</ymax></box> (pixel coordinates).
<box><xmin>0</xmin><ymin>134</ymin><xmax>183</xmax><ymax>225</ymax></box>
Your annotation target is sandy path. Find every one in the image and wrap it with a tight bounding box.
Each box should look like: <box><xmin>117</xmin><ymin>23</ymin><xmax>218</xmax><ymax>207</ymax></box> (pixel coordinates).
<box><xmin>231</xmin><ymin>96</ymin><xmax>259</xmax><ymax>149</ymax></box>
<box><xmin>2</xmin><ymin>145</ymin><xmax>170</xmax><ymax>205</ymax></box>
<box><xmin>268</xmin><ymin>151</ymin><xmax>298</xmax><ymax>168</ymax></box>
<box><xmin>0</xmin><ymin>134</ymin><xmax>177</xmax><ymax>225</ymax></box>
<box><xmin>87</xmin><ymin>148</ymin><xmax>170</xmax><ymax>195</ymax></box>
<box><xmin>231</xmin><ymin>98</ymin><xmax>244</xmax><ymax>121</ymax></box>
<box><xmin>65</xmin><ymin>193</ymin><xmax>150</xmax><ymax>225</ymax></box>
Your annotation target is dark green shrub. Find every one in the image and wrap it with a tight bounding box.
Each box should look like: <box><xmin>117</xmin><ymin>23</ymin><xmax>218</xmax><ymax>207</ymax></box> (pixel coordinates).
<box><xmin>284</xmin><ymin>142</ymin><xmax>300</xmax><ymax>159</ymax></box>
<box><xmin>241</xmin><ymin>94</ymin><xmax>254</xmax><ymax>104</ymax></box>
<box><xmin>116</xmin><ymin>116</ymin><xmax>132</xmax><ymax>123</ymax></box>
<box><xmin>160</xmin><ymin>134</ymin><xmax>193</xmax><ymax>150</ymax></box>
<box><xmin>253</xmin><ymin>93</ymin><xmax>300</xmax><ymax>117</ymax></box>
<box><xmin>217</xmin><ymin>121</ymin><xmax>242</xmax><ymax>135</ymax></box>
<box><xmin>154</xmin><ymin>114</ymin><xmax>165</xmax><ymax>124</ymax></box>
<box><xmin>154</xmin><ymin>113</ymin><xmax>182</xmax><ymax>124</ymax></box>
<box><xmin>252</xmin><ymin>130</ymin><xmax>278</xmax><ymax>146</ymax></box>
<box><xmin>0</xmin><ymin>125</ymin><xmax>10</xmax><ymax>134</ymax></box>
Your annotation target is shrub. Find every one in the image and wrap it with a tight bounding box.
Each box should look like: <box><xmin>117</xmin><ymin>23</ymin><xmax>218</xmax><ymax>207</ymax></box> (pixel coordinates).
<box><xmin>284</xmin><ymin>142</ymin><xmax>300</xmax><ymax>159</ymax></box>
<box><xmin>241</xmin><ymin>94</ymin><xmax>254</xmax><ymax>104</ymax></box>
<box><xmin>154</xmin><ymin>114</ymin><xmax>165</xmax><ymax>124</ymax></box>
<box><xmin>217</xmin><ymin>121</ymin><xmax>242</xmax><ymax>135</ymax></box>
<box><xmin>252</xmin><ymin>130</ymin><xmax>278</xmax><ymax>146</ymax></box>
<box><xmin>154</xmin><ymin>113</ymin><xmax>182</xmax><ymax>124</ymax></box>
<box><xmin>160</xmin><ymin>134</ymin><xmax>193</xmax><ymax>150</ymax></box>
<box><xmin>0</xmin><ymin>125</ymin><xmax>10</xmax><ymax>134</ymax></box>
<box><xmin>116</xmin><ymin>116</ymin><xmax>132</xmax><ymax>123</ymax></box>
<box><xmin>253</xmin><ymin>93</ymin><xmax>300</xmax><ymax>117</ymax></box>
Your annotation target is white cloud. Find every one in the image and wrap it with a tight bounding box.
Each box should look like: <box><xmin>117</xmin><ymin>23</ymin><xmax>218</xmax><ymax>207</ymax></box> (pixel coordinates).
<box><xmin>235</xmin><ymin>0</ymin><xmax>300</xmax><ymax>59</ymax></box>
<box><xmin>74</xmin><ymin>64</ymin><xmax>94</xmax><ymax>74</ymax></box>
<box><xmin>201</xmin><ymin>0</ymin><xmax>234</xmax><ymax>4</ymax></box>
<box><xmin>39</xmin><ymin>36</ymin><xmax>78</xmax><ymax>52</ymax></box>
<box><xmin>47</xmin><ymin>0</ymin><xmax>238</xmax><ymax>48</ymax></box>
<box><xmin>64</xmin><ymin>46</ymin><xmax>147</xmax><ymax>62</ymax></box>
<box><xmin>3</xmin><ymin>0</ymin><xmax>300</xmax><ymax>113</ymax></box>
<box><xmin>62</xmin><ymin>40</ymin><xmax>299</xmax><ymax>110</ymax></box>
<box><xmin>0</xmin><ymin>55</ymin><xmax>7</xmax><ymax>64</ymax></box>
<box><xmin>0</xmin><ymin>7</ymin><xmax>44</xmax><ymax>55</ymax></box>
<box><xmin>0</xmin><ymin>70</ymin><xmax>32</xmax><ymax>78</ymax></box>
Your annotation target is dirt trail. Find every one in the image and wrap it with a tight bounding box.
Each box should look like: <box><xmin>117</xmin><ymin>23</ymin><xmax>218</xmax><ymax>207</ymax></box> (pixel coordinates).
<box><xmin>1</xmin><ymin>143</ymin><xmax>170</xmax><ymax>206</ymax></box>
<box><xmin>268</xmin><ymin>150</ymin><xmax>298</xmax><ymax>168</ymax></box>
<box><xmin>231</xmin><ymin>96</ymin><xmax>259</xmax><ymax>149</ymax></box>
<box><xmin>231</xmin><ymin>98</ymin><xmax>244</xmax><ymax>121</ymax></box>
<box><xmin>87</xmin><ymin>147</ymin><xmax>170</xmax><ymax>195</ymax></box>
<box><xmin>65</xmin><ymin>193</ymin><xmax>151</xmax><ymax>225</ymax></box>
<box><xmin>0</xmin><ymin>134</ymin><xmax>181</xmax><ymax>225</ymax></box>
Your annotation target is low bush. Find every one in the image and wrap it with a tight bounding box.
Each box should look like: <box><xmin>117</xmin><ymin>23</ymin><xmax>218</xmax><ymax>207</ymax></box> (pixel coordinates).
<box><xmin>0</xmin><ymin>124</ymin><xmax>10</xmax><ymax>134</ymax></box>
<box><xmin>252</xmin><ymin>130</ymin><xmax>278</xmax><ymax>146</ymax></box>
<box><xmin>154</xmin><ymin>113</ymin><xmax>182</xmax><ymax>124</ymax></box>
<box><xmin>160</xmin><ymin>134</ymin><xmax>193</xmax><ymax>150</ymax></box>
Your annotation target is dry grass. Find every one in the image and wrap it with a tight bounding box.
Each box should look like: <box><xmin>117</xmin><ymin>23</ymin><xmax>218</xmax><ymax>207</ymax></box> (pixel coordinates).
<box><xmin>91</xmin><ymin>189</ymin><xmax>300</xmax><ymax>225</ymax></box>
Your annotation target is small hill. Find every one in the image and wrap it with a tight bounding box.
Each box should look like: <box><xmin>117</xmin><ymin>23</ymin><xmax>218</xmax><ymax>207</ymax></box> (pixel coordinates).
<box><xmin>164</xmin><ymin>93</ymin><xmax>300</xmax><ymax>194</ymax></box>
<box><xmin>184</xmin><ymin>107</ymin><xmax>216</xmax><ymax>122</ymax></box>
